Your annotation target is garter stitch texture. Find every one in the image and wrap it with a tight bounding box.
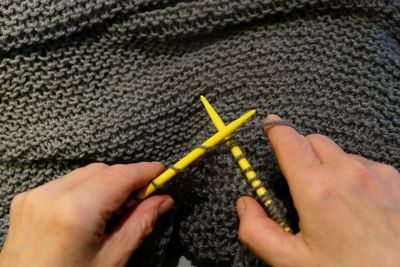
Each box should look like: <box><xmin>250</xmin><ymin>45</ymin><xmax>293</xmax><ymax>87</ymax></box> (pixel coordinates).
<box><xmin>1</xmin><ymin>0</ymin><xmax>400</xmax><ymax>266</ymax></box>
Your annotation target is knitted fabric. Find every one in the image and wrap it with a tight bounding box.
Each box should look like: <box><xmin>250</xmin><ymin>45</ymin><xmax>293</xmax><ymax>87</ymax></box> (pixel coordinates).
<box><xmin>1</xmin><ymin>0</ymin><xmax>399</xmax><ymax>266</ymax></box>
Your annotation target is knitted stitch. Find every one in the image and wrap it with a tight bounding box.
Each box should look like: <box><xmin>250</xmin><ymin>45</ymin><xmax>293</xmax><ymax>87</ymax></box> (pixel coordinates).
<box><xmin>1</xmin><ymin>0</ymin><xmax>399</xmax><ymax>266</ymax></box>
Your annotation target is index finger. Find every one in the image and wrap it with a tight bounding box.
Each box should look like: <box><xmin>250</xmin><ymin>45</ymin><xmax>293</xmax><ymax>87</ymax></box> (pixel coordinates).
<box><xmin>264</xmin><ymin>115</ymin><xmax>322</xmax><ymax>199</ymax></box>
<box><xmin>72</xmin><ymin>162</ymin><xmax>165</xmax><ymax>218</ymax></box>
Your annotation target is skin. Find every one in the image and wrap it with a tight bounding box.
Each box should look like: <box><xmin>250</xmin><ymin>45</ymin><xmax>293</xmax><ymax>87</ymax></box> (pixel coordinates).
<box><xmin>236</xmin><ymin>115</ymin><xmax>400</xmax><ymax>267</ymax></box>
<box><xmin>0</xmin><ymin>114</ymin><xmax>399</xmax><ymax>267</ymax></box>
<box><xmin>0</xmin><ymin>162</ymin><xmax>174</xmax><ymax>267</ymax></box>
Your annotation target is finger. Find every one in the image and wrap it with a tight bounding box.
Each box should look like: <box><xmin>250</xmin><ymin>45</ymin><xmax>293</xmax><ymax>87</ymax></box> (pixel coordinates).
<box><xmin>52</xmin><ymin>162</ymin><xmax>110</xmax><ymax>190</ymax></box>
<box><xmin>94</xmin><ymin>195</ymin><xmax>174</xmax><ymax>266</ymax></box>
<box><xmin>237</xmin><ymin>196</ymin><xmax>312</xmax><ymax>267</ymax></box>
<box><xmin>306</xmin><ymin>134</ymin><xmax>347</xmax><ymax>165</ymax></box>
<box><xmin>29</xmin><ymin>163</ymin><xmax>110</xmax><ymax>197</ymax></box>
<box><xmin>264</xmin><ymin>114</ymin><xmax>322</xmax><ymax>197</ymax></box>
<box><xmin>348</xmin><ymin>154</ymin><xmax>400</xmax><ymax>181</ymax></box>
<box><xmin>72</xmin><ymin>162</ymin><xmax>165</xmax><ymax>218</ymax></box>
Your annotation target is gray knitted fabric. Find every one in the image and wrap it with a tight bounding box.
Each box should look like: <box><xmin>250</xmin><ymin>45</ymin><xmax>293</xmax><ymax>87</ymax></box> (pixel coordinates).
<box><xmin>1</xmin><ymin>0</ymin><xmax>400</xmax><ymax>266</ymax></box>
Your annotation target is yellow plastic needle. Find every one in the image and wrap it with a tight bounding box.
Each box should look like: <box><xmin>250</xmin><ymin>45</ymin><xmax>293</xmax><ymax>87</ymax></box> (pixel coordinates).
<box><xmin>135</xmin><ymin>109</ymin><xmax>256</xmax><ymax>200</ymax></box>
<box><xmin>200</xmin><ymin>95</ymin><xmax>292</xmax><ymax>233</ymax></box>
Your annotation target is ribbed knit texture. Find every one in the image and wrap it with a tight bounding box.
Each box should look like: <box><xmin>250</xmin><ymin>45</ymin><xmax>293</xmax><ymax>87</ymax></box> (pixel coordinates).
<box><xmin>1</xmin><ymin>1</ymin><xmax>399</xmax><ymax>266</ymax></box>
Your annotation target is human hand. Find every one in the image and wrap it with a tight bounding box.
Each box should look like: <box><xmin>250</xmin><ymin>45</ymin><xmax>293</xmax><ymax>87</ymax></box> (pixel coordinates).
<box><xmin>236</xmin><ymin>115</ymin><xmax>400</xmax><ymax>267</ymax></box>
<box><xmin>0</xmin><ymin>162</ymin><xmax>174</xmax><ymax>267</ymax></box>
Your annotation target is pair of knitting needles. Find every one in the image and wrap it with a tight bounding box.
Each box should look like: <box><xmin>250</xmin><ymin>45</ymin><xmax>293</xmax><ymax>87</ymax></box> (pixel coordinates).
<box><xmin>118</xmin><ymin>104</ymin><xmax>254</xmax><ymax>214</ymax></box>
<box><xmin>128</xmin><ymin>96</ymin><xmax>291</xmax><ymax>233</ymax></box>
<box><xmin>199</xmin><ymin>96</ymin><xmax>291</xmax><ymax>233</ymax></box>
<box><xmin>134</xmin><ymin>106</ymin><xmax>256</xmax><ymax>199</ymax></box>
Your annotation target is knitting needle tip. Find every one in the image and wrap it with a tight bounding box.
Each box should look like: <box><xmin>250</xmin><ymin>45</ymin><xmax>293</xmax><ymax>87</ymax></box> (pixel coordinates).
<box><xmin>200</xmin><ymin>95</ymin><xmax>225</xmax><ymax>129</ymax></box>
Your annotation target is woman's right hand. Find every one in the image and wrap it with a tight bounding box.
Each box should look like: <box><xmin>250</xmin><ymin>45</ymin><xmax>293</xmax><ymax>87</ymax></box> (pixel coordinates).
<box><xmin>236</xmin><ymin>115</ymin><xmax>400</xmax><ymax>267</ymax></box>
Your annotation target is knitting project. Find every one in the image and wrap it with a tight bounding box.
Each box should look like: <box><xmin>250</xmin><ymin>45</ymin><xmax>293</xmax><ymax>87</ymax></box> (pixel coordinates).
<box><xmin>1</xmin><ymin>1</ymin><xmax>399</xmax><ymax>266</ymax></box>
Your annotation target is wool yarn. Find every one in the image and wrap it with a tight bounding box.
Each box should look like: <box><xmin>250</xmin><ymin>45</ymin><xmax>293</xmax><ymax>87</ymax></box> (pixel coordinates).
<box><xmin>1</xmin><ymin>0</ymin><xmax>399</xmax><ymax>266</ymax></box>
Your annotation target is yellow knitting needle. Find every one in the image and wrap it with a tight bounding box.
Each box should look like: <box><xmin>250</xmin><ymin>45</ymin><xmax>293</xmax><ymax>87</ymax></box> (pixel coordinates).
<box><xmin>135</xmin><ymin>109</ymin><xmax>256</xmax><ymax>200</ymax></box>
<box><xmin>200</xmin><ymin>95</ymin><xmax>292</xmax><ymax>233</ymax></box>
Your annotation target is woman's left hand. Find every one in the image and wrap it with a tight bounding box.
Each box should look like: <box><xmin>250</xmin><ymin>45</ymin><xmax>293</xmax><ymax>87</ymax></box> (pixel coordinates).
<box><xmin>0</xmin><ymin>162</ymin><xmax>174</xmax><ymax>267</ymax></box>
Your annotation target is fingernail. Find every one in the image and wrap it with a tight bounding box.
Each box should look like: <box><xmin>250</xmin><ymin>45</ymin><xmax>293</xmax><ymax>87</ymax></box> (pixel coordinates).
<box><xmin>150</xmin><ymin>161</ymin><xmax>166</xmax><ymax>171</ymax></box>
<box><xmin>159</xmin><ymin>197</ymin><xmax>174</xmax><ymax>215</ymax></box>
<box><xmin>263</xmin><ymin>114</ymin><xmax>285</xmax><ymax>131</ymax></box>
<box><xmin>264</xmin><ymin>114</ymin><xmax>282</xmax><ymax>123</ymax></box>
<box><xmin>236</xmin><ymin>198</ymin><xmax>246</xmax><ymax>217</ymax></box>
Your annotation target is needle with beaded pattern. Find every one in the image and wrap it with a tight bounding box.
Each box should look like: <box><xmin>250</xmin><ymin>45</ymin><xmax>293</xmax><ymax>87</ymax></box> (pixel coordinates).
<box><xmin>133</xmin><ymin>108</ymin><xmax>257</xmax><ymax>201</ymax></box>
<box><xmin>200</xmin><ymin>96</ymin><xmax>292</xmax><ymax>233</ymax></box>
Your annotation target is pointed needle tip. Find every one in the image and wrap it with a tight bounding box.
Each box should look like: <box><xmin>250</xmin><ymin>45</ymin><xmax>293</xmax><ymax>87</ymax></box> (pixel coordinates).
<box><xmin>248</xmin><ymin>109</ymin><xmax>257</xmax><ymax>116</ymax></box>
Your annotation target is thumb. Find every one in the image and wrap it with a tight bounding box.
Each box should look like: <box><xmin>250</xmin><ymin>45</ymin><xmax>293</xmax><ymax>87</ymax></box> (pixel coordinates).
<box><xmin>95</xmin><ymin>195</ymin><xmax>174</xmax><ymax>266</ymax></box>
<box><xmin>237</xmin><ymin>196</ymin><xmax>312</xmax><ymax>267</ymax></box>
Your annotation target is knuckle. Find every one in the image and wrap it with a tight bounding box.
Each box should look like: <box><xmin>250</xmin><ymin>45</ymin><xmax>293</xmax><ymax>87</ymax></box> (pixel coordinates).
<box><xmin>107</xmin><ymin>164</ymin><xmax>135</xmax><ymax>178</ymax></box>
<box><xmin>306</xmin><ymin>133</ymin><xmax>329</xmax><ymax>142</ymax></box>
<box><xmin>24</xmin><ymin>190</ymin><xmax>46</xmax><ymax>209</ymax></box>
<box><xmin>348</xmin><ymin>160</ymin><xmax>371</xmax><ymax>181</ymax></box>
<box><xmin>381</xmin><ymin>165</ymin><xmax>400</xmax><ymax>179</ymax></box>
<box><xmin>10</xmin><ymin>192</ymin><xmax>26</xmax><ymax>211</ymax></box>
<box><xmin>53</xmin><ymin>196</ymin><xmax>82</xmax><ymax>230</ymax></box>
<box><xmin>344</xmin><ymin>160</ymin><xmax>376</xmax><ymax>190</ymax></box>
<box><xmin>314</xmin><ymin>182</ymin><xmax>337</xmax><ymax>204</ymax></box>
<box><xmin>140</xmin><ymin>213</ymin><xmax>156</xmax><ymax>237</ymax></box>
<box><xmin>309</xmin><ymin>170</ymin><xmax>339</xmax><ymax>207</ymax></box>
<box><xmin>347</xmin><ymin>153</ymin><xmax>362</xmax><ymax>160</ymax></box>
<box><xmin>86</xmin><ymin>162</ymin><xmax>109</xmax><ymax>171</ymax></box>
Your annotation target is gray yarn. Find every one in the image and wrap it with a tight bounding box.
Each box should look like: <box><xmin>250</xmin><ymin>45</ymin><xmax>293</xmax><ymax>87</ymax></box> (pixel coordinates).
<box><xmin>1</xmin><ymin>0</ymin><xmax>400</xmax><ymax>266</ymax></box>
<box><xmin>263</xmin><ymin>119</ymin><xmax>294</xmax><ymax>129</ymax></box>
